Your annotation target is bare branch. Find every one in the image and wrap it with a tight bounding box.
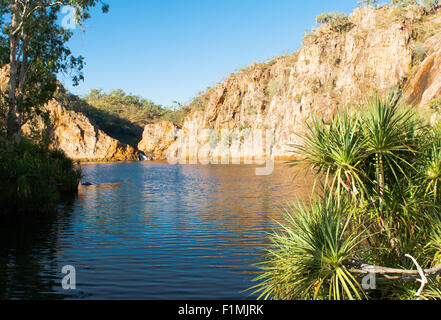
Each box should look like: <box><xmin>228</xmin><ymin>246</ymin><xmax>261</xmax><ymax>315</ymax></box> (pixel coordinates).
<box><xmin>350</xmin><ymin>262</ymin><xmax>441</xmax><ymax>277</ymax></box>
<box><xmin>349</xmin><ymin>257</ymin><xmax>441</xmax><ymax>296</ymax></box>
<box><xmin>405</xmin><ymin>254</ymin><xmax>428</xmax><ymax>297</ymax></box>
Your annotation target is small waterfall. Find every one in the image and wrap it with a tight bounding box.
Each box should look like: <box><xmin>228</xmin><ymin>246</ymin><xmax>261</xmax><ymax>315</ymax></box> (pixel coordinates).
<box><xmin>138</xmin><ymin>151</ymin><xmax>151</xmax><ymax>161</ymax></box>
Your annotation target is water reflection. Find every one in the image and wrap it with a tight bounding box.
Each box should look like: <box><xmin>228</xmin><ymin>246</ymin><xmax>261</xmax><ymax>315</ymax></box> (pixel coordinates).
<box><xmin>0</xmin><ymin>196</ymin><xmax>77</xmax><ymax>300</ymax></box>
<box><xmin>0</xmin><ymin>162</ymin><xmax>313</xmax><ymax>300</ymax></box>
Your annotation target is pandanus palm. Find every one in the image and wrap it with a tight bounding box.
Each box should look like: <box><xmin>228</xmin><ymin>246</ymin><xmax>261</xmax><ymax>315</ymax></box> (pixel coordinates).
<box><xmin>422</xmin><ymin>130</ymin><xmax>441</xmax><ymax>202</ymax></box>
<box><xmin>292</xmin><ymin>112</ymin><xmax>367</xmax><ymax>205</ymax></box>
<box><xmin>361</xmin><ymin>93</ymin><xmax>417</xmax><ymax>213</ymax></box>
<box><xmin>360</xmin><ymin>93</ymin><xmax>418</xmax><ymax>256</ymax></box>
<box><xmin>251</xmin><ymin>196</ymin><xmax>366</xmax><ymax>300</ymax></box>
<box><xmin>254</xmin><ymin>92</ymin><xmax>441</xmax><ymax>300</ymax></box>
<box><xmin>293</xmin><ymin>92</ymin><xmax>417</xmax><ymax>207</ymax></box>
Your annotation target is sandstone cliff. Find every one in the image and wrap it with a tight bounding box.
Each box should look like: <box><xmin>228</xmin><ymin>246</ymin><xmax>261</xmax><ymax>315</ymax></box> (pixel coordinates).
<box><xmin>138</xmin><ymin>121</ymin><xmax>179</xmax><ymax>160</ymax></box>
<box><xmin>23</xmin><ymin>98</ymin><xmax>139</xmax><ymax>162</ymax></box>
<box><xmin>1</xmin><ymin>66</ymin><xmax>139</xmax><ymax>162</ymax></box>
<box><xmin>138</xmin><ymin>5</ymin><xmax>441</xmax><ymax>161</ymax></box>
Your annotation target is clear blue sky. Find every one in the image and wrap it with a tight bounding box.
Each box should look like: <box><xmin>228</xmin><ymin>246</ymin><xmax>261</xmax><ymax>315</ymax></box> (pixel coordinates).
<box><xmin>60</xmin><ymin>0</ymin><xmax>358</xmax><ymax>107</ymax></box>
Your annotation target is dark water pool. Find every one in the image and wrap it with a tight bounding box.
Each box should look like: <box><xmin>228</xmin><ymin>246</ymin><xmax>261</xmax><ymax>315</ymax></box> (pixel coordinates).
<box><xmin>0</xmin><ymin>162</ymin><xmax>312</xmax><ymax>300</ymax></box>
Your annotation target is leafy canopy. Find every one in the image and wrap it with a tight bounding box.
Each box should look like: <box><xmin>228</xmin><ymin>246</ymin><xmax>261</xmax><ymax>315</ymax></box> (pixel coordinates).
<box><xmin>0</xmin><ymin>0</ymin><xmax>108</xmax><ymax>140</ymax></box>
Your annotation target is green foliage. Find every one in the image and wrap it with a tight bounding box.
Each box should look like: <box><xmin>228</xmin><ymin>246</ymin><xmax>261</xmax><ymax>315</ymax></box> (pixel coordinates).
<box><xmin>84</xmin><ymin>89</ymin><xmax>167</xmax><ymax>125</ymax></box>
<box><xmin>188</xmin><ymin>91</ymin><xmax>211</xmax><ymax>112</ymax></box>
<box><xmin>0</xmin><ymin>1</ymin><xmax>103</xmax><ymax>216</ymax></box>
<box><xmin>254</xmin><ymin>92</ymin><xmax>441</xmax><ymax>300</ymax></box>
<box><xmin>358</xmin><ymin>0</ymin><xmax>378</xmax><ymax>6</ymax></box>
<box><xmin>412</xmin><ymin>42</ymin><xmax>427</xmax><ymax>67</ymax></box>
<box><xmin>302</xmin><ymin>30</ymin><xmax>317</xmax><ymax>46</ymax></box>
<box><xmin>391</xmin><ymin>0</ymin><xmax>440</xmax><ymax>9</ymax></box>
<box><xmin>429</xmin><ymin>97</ymin><xmax>441</xmax><ymax>113</ymax></box>
<box><xmin>0</xmin><ymin>138</ymin><xmax>82</xmax><ymax>215</ymax></box>
<box><xmin>316</xmin><ymin>12</ymin><xmax>354</xmax><ymax>33</ymax></box>
<box><xmin>160</xmin><ymin>101</ymin><xmax>192</xmax><ymax>126</ymax></box>
<box><xmin>252</xmin><ymin>196</ymin><xmax>366</xmax><ymax>300</ymax></box>
<box><xmin>292</xmin><ymin>111</ymin><xmax>368</xmax><ymax>205</ymax></box>
<box><xmin>83</xmin><ymin>89</ymin><xmax>196</xmax><ymax>130</ymax></box>
<box><xmin>419</xmin><ymin>127</ymin><xmax>441</xmax><ymax>202</ymax></box>
<box><xmin>1</xmin><ymin>0</ymin><xmax>108</xmax><ymax>140</ymax></box>
<box><xmin>423</xmin><ymin>0</ymin><xmax>441</xmax><ymax>8</ymax></box>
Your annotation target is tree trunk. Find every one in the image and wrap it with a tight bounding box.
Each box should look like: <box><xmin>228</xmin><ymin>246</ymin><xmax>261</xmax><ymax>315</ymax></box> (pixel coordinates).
<box><xmin>6</xmin><ymin>3</ymin><xmax>20</xmax><ymax>143</ymax></box>
<box><xmin>16</xmin><ymin>33</ymin><xmax>30</xmax><ymax>131</ymax></box>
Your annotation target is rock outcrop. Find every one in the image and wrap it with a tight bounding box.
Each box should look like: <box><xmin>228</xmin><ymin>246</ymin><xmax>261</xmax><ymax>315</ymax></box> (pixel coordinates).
<box><xmin>141</xmin><ymin>5</ymin><xmax>441</xmax><ymax>161</ymax></box>
<box><xmin>404</xmin><ymin>52</ymin><xmax>441</xmax><ymax>107</ymax></box>
<box><xmin>138</xmin><ymin>121</ymin><xmax>179</xmax><ymax>160</ymax></box>
<box><xmin>1</xmin><ymin>66</ymin><xmax>139</xmax><ymax>162</ymax></box>
<box><xmin>5</xmin><ymin>5</ymin><xmax>441</xmax><ymax>163</ymax></box>
<box><xmin>23</xmin><ymin>99</ymin><xmax>139</xmax><ymax>162</ymax></box>
<box><xmin>0</xmin><ymin>66</ymin><xmax>139</xmax><ymax>162</ymax></box>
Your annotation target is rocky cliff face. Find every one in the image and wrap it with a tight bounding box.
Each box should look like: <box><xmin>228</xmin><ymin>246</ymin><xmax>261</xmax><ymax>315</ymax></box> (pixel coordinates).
<box><xmin>138</xmin><ymin>5</ymin><xmax>441</xmax><ymax>161</ymax></box>
<box><xmin>138</xmin><ymin>121</ymin><xmax>179</xmax><ymax>160</ymax></box>
<box><xmin>23</xmin><ymin>98</ymin><xmax>139</xmax><ymax>162</ymax></box>
<box><xmin>2</xmin><ymin>66</ymin><xmax>139</xmax><ymax>162</ymax></box>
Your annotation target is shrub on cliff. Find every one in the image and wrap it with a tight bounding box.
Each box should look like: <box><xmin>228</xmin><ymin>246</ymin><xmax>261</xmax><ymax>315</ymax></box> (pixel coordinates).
<box><xmin>84</xmin><ymin>89</ymin><xmax>167</xmax><ymax>125</ymax></box>
<box><xmin>391</xmin><ymin>0</ymin><xmax>440</xmax><ymax>10</ymax></box>
<box><xmin>412</xmin><ymin>42</ymin><xmax>427</xmax><ymax>67</ymax></box>
<box><xmin>160</xmin><ymin>101</ymin><xmax>192</xmax><ymax>126</ymax></box>
<box><xmin>253</xmin><ymin>92</ymin><xmax>441</xmax><ymax>300</ymax></box>
<box><xmin>316</xmin><ymin>12</ymin><xmax>354</xmax><ymax>33</ymax></box>
<box><xmin>0</xmin><ymin>138</ymin><xmax>82</xmax><ymax>215</ymax></box>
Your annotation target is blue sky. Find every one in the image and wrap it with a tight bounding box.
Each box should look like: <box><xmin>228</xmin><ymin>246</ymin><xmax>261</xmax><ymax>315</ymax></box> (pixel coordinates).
<box><xmin>60</xmin><ymin>0</ymin><xmax>358</xmax><ymax>107</ymax></box>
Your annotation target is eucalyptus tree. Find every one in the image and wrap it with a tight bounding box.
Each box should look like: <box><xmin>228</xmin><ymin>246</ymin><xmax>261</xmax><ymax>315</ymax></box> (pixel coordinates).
<box><xmin>0</xmin><ymin>0</ymin><xmax>108</xmax><ymax>142</ymax></box>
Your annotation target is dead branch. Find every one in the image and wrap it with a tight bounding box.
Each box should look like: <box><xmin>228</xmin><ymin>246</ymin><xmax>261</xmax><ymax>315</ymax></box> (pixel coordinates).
<box><xmin>348</xmin><ymin>256</ymin><xmax>441</xmax><ymax>296</ymax></box>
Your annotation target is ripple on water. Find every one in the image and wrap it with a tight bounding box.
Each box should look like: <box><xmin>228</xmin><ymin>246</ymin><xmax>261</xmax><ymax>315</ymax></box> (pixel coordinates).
<box><xmin>0</xmin><ymin>162</ymin><xmax>313</xmax><ymax>300</ymax></box>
